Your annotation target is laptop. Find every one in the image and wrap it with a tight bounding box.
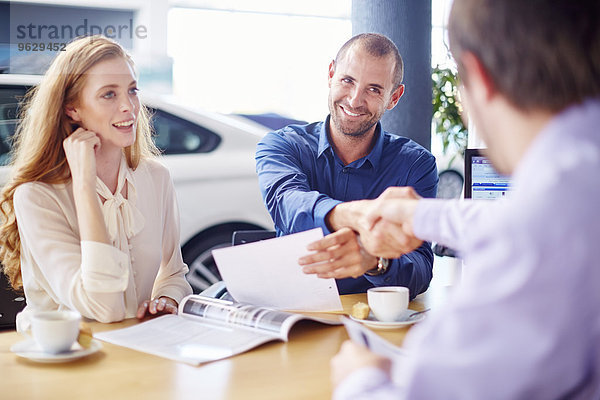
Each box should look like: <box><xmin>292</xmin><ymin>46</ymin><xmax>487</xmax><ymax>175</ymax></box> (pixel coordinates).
<box><xmin>0</xmin><ymin>273</ymin><xmax>26</xmax><ymax>331</ymax></box>
<box><xmin>464</xmin><ymin>148</ymin><xmax>511</xmax><ymax>199</ymax></box>
<box><xmin>231</xmin><ymin>230</ymin><xmax>276</xmax><ymax>246</ymax></box>
<box><xmin>433</xmin><ymin>149</ymin><xmax>512</xmax><ymax>258</ymax></box>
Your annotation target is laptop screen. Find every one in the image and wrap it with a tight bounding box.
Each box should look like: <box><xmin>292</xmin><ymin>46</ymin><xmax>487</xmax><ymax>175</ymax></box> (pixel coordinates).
<box><xmin>464</xmin><ymin>148</ymin><xmax>510</xmax><ymax>199</ymax></box>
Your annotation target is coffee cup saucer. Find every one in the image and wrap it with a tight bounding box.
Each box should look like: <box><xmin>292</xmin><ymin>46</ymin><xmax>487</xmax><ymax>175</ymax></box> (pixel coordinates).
<box><xmin>10</xmin><ymin>338</ymin><xmax>102</xmax><ymax>363</ymax></box>
<box><xmin>349</xmin><ymin>309</ymin><xmax>426</xmax><ymax>330</ymax></box>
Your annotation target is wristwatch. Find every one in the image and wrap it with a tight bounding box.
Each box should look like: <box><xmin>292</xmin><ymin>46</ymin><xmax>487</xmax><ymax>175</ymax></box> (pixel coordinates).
<box><xmin>365</xmin><ymin>257</ymin><xmax>390</xmax><ymax>276</ymax></box>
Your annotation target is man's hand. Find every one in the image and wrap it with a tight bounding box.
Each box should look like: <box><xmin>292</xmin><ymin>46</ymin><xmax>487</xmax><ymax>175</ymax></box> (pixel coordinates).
<box><xmin>298</xmin><ymin>228</ymin><xmax>378</xmax><ymax>279</ymax></box>
<box><xmin>358</xmin><ymin>218</ymin><xmax>421</xmax><ymax>259</ymax></box>
<box><xmin>357</xmin><ymin>187</ymin><xmax>423</xmax><ymax>257</ymax></box>
<box><xmin>307</xmin><ymin>186</ymin><xmax>425</xmax><ymax>272</ymax></box>
<box><xmin>365</xmin><ymin>186</ymin><xmax>422</xmax><ymax>230</ymax></box>
<box><xmin>326</xmin><ymin>199</ymin><xmax>417</xmax><ymax>259</ymax></box>
<box><xmin>331</xmin><ymin>340</ymin><xmax>391</xmax><ymax>388</ymax></box>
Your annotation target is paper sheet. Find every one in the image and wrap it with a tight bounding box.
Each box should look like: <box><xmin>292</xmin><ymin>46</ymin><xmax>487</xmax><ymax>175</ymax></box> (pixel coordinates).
<box><xmin>212</xmin><ymin>228</ymin><xmax>342</xmax><ymax>312</ymax></box>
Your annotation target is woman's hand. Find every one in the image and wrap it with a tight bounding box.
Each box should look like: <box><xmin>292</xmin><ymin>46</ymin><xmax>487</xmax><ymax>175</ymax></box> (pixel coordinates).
<box><xmin>136</xmin><ymin>296</ymin><xmax>179</xmax><ymax>319</ymax></box>
<box><xmin>63</xmin><ymin>127</ymin><xmax>100</xmax><ymax>189</ymax></box>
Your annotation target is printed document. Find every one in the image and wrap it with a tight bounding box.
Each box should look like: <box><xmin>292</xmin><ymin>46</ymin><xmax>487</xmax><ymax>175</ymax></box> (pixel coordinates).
<box><xmin>212</xmin><ymin>228</ymin><xmax>342</xmax><ymax>312</ymax></box>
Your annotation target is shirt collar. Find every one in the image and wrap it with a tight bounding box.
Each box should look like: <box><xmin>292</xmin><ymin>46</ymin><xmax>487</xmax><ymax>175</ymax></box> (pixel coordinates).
<box><xmin>317</xmin><ymin>116</ymin><xmax>333</xmax><ymax>158</ymax></box>
<box><xmin>512</xmin><ymin>98</ymin><xmax>600</xmax><ymax>192</ymax></box>
<box><xmin>318</xmin><ymin>115</ymin><xmax>385</xmax><ymax>170</ymax></box>
<box><xmin>363</xmin><ymin>122</ymin><xmax>384</xmax><ymax>170</ymax></box>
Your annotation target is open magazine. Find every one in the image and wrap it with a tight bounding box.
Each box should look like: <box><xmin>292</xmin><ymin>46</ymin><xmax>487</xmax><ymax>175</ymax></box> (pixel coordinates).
<box><xmin>95</xmin><ymin>294</ymin><xmax>342</xmax><ymax>365</ymax></box>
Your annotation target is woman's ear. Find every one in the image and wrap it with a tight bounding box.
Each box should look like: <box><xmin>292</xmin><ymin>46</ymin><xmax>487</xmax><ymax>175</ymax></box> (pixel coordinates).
<box><xmin>64</xmin><ymin>104</ymin><xmax>81</xmax><ymax>122</ymax></box>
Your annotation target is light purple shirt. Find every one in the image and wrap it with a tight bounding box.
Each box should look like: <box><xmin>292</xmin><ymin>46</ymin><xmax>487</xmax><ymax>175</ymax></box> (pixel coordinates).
<box><xmin>334</xmin><ymin>99</ymin><xmax>600</xmax><ymax>399</ymax></box>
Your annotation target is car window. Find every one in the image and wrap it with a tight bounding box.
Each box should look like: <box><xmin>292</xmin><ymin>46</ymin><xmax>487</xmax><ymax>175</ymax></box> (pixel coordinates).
<box><xmin>0</xmin><ymin>85</ymin><xmax>28</xmax><ymax>166</ymax></box>
<box><xmin>149</xmin><ymin>108</ymin><xmax>221</xmax><ymax>155</ymax></box>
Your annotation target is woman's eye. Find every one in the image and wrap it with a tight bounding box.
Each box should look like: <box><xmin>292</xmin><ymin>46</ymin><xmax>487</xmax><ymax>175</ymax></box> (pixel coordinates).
<box><xmin>129</xmin><ymin>87</ymin><xmax>139</xmax><ymax>95</ymax></box>
<box><xmin>102</xmin><ymin>91</ymin><xmax>115</xmax><ymax>99</ymax></box>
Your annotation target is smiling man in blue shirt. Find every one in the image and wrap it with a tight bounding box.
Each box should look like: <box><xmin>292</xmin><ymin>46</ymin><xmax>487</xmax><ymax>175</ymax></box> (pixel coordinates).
<box><xmin>255</xmin><ymin>33</ymin><xmax>438</xmax><ymax>297</ymax></box>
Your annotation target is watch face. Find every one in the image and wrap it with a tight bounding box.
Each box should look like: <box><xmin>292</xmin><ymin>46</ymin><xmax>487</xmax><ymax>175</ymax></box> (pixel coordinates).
<box><xmin>437</xmin><ymin>169</ymin><xmax>464</xmax><ymax>199</ymax></box>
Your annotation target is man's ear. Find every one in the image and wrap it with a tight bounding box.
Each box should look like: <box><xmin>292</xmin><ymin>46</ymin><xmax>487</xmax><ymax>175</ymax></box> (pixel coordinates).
<box><xmin>327</xmin><ymin>59</ymin><xmax>336</xmax><ymax>88</ymax></box>
<box><xmin>460</xmin><ymin>51</ymin><xmax>495</xmax><ymax>102</ymax></box>
<box><xmin>64</xmin><ymin>104</ymin><xmax>81</xmax><ymax>122</ymax></box>
<box><xmin>386</xmin><ymin>84</ymin><xmax>405</xmax><ymax>110</ymax></box>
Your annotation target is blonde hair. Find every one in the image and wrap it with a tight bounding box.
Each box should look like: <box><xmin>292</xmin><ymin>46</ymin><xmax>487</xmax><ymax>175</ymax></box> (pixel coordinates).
<box><xmin>0</xmin><ymin>35</ymin><xmax>159</xmax><ymax>290</ymax></box>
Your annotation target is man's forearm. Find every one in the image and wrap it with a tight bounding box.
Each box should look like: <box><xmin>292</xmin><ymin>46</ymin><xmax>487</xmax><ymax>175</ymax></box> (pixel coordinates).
<box><xmin>325</xmin><ymin>201</ymin><xmax>367</xmax><ymax>232</ymax></box>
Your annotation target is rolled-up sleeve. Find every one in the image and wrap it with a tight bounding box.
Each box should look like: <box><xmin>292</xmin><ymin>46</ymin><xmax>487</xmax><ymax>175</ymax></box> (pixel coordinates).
<box><xmin>256</xmin><ymin>130</ymin><xmax>342</xmax><ymax>235</ymax></box>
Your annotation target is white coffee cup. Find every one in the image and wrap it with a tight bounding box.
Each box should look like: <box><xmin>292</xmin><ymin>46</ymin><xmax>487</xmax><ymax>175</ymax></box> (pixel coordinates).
<box><xmin>367</xmin><ymin>286</ymin><xmax>409</xmax><ymax>322</ymax></box>
<box><xmin>18</xmin><ymin>310</ymin><xmax>81</xmax><ymax>354</ymax></box>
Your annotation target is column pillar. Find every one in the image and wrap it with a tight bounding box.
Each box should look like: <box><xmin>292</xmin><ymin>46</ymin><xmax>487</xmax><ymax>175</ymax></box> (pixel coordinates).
<box><xmin>352</xmin><ymin>0</ymin><xmax>432</xmax><ymax>150</ymax></box>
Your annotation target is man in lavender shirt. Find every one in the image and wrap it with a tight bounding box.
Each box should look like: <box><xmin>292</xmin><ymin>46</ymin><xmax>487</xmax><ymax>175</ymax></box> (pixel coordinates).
<box><xmin>301</xmin><ymin>0</ymin><xmax>600</xmax><ymax>398</ymax></box>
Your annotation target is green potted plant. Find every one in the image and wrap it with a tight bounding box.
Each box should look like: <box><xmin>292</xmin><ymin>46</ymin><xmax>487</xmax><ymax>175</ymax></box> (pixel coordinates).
<box><xmin>431</xmin><ymin>65</ymin><xmax>468</xmax><ymax>202</ymax></box>
<box><xmin>432</xmin><ymin>65</ymin><xmax>468</xmax><ymax>167</ymax></box>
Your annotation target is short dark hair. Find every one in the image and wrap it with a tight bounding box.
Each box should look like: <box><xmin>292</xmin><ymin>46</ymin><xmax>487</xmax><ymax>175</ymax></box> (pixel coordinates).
<box><xmin>335</xmin><ymin>33</ymin><xmax>404</xmax><ymax>90</ymax></box>
<box><xmin>448</xmin><ymin>0</ymin><xmax>600</xmax><ymax>112</ymax></box>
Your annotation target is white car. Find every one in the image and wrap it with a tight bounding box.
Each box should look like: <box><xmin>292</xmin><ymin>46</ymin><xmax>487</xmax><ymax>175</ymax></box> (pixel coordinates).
<box><xmin>0</xmin><ymin>74</ymin><xmax>274</xmax><ymax>292</ymax></box>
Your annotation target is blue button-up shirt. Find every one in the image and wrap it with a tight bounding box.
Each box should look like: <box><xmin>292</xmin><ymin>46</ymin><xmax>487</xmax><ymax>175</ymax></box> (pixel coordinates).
<box><xmin>255</xmin><ymin>116</ymin><xmax>438</xmax><ymax>296</ymax></box>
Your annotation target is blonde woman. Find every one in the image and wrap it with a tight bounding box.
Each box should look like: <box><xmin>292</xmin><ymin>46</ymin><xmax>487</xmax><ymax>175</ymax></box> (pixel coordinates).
<box><xmin>0</xmin><ymin>36</ymin><xmax>192</xmax><ymax>323</ymax></box>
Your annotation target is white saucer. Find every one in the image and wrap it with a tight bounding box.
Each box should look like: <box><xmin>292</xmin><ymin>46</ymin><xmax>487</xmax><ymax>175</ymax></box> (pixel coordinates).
<box><xmin>349</xmin><ymin>309</ymin><xmax>426</xmax><ymax>330</ymax></box>
<box><xmin>11</xmin><ymin>338</ymin><xmax>102</xmax><ymax>363</ymax></box>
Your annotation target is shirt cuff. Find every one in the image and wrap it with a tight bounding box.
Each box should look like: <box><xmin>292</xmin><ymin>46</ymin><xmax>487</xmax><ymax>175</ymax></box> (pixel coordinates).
<box><xmin>80</xmin><ymin>241</ymin><xmax>129</xmax><ymax>293</ymax></box>
<box><xmin>154</xmin><ymin>284</ymin><xmax>193</xmax><ymax>305</ymax></box>
<box><xmin>333</xmin><ymin>367</ymin><xmax>393</xmax><ymax>400</ymax></box>
<box><xmin>413</xmin><ymin>199</ymin><xmax>446</xmax><ymax>242</ymax></box>
<box><xmin>313</xmin><ymin>198</ymin><xmax>343</xmax><ymax>235</ymax></box>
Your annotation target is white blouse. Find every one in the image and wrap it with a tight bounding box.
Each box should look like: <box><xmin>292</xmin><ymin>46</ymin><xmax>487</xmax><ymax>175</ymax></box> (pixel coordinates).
<box><xmin>14</xmin><ymin>156</ymin><xmax>192</xmax><ymax>323</ymax></box>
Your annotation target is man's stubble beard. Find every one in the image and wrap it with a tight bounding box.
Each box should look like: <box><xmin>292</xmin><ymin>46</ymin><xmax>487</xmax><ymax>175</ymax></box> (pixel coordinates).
<box><xmin>329</xmin><ymin>99</ymin><xmax>382</xmax><ymax>138</ymax></box>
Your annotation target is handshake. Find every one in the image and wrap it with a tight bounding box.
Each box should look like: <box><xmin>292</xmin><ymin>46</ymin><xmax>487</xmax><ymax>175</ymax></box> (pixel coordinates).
<box><xmin>298</xmin><ymin>187</ymin><xmax>424</xmax><ymax>279</ymax></box>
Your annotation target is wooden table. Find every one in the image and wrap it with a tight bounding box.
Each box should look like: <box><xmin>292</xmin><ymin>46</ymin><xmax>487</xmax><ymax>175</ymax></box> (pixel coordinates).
<box><xmin>0</xmin><ymin>288</ymin><xmax>449</xmax><ymax>400</ymax></box>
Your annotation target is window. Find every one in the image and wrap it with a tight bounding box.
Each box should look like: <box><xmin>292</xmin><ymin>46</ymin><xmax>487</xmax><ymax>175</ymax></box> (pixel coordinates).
<box><xmin>0</xmin><ymin>85</ymin><xmax>27</xmax><ymax>166</ymax></box>
<box><xmin>149</xmin><ymin>108</ymin><xmax>221</xmax><ymax>155</ymax></box>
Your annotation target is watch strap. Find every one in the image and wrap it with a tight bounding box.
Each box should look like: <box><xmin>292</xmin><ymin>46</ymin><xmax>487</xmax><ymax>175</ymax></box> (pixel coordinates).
<box><xmin>364</xmin><ymin>257</ymin><xmax>389</xmax><ymax>276</ymax></box>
